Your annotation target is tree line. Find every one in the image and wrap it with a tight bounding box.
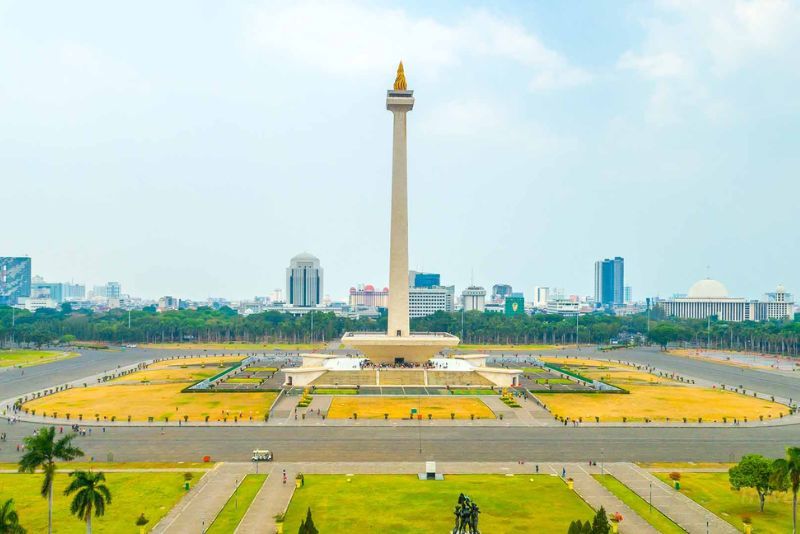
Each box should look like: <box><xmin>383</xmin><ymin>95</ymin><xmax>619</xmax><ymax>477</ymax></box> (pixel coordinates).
<box><xmin>0</xmin><ymin>305</ymin><xmax>798</xmax><ymax>356</ymax></box>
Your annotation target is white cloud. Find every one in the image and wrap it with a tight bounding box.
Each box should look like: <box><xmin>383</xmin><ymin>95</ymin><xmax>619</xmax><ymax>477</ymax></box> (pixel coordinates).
<box><xmin>617</xmin><ymin>0</ymin><xmax>800</xmax><ymax>123</ymax></box>
<box><xmin>248</xmin><ymin>1</ymin><xmax>590</xmax><ymax>91</ymax></box>
<box><xmin>617</xmin><ymin>51</ymin><xmax>687</xmax><ymax>79</ymax></box>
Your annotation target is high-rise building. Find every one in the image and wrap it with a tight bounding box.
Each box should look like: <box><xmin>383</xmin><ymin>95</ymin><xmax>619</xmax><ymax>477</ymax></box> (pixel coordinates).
<box><xmin>63</xmin><ymin>283</ymin><xmax>86</xmax><ymax>301</ymax></box>
<box><xmin>409</xmin><ymin>285</ymin><xmax>455</xmax><ymax>318</ymax></box>
<box><xmin>286</xmin><ymin>253</ymin><xmax>323</xmax><ymax>307</ymax></box>
<box><xmin>491</xmin><ymin>284</ymin><xmax>513</xmax><ymax>303</ymax></box>
<box><xmin>31</xmin><ymin>281</ymin><xmax>64</xmax><ymax>303</ymax></box>
<box><xmin>461</xmin><ymin>286</ymin><xmax>486</xmax><ymax>312</ymax></box>
<box><xmin>594</xmin><ymin>257</ymin><xmax>624</xmax><ymax>307</ymax></box>
<box><xmin>624</xmin><ymin>286</ymin><xmax>633</xmax><ymax>304</ymax></box>
<box><xmin>349</xmin><ymin>284</ymin><xmax>389</xmax><ymax>308</ymax></box>
<box><xmin>0</xmin><ymin>257</ymin><xmax>31</xmax><ymax>305</ymax></box>
<box><xmin>412</xmin><ymin>272</ymin><xmax>440</xmax><ymax>288</ymax></box>
<box><xmin>533</xmin><ymin>286</ymin><xmax>550</xmax><ymax>307</ymax></box>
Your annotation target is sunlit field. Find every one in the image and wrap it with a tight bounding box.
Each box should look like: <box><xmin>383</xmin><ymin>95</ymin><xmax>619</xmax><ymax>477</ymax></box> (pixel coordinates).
<box><xmin>327</xmin><ymin>396</ymin><xmax>494</xmax><ymax>419</ymax></box>
<box><xmin>0</xmin><ymin>349</ymin><xmax>78</xmax><ymax>368</ymax></box>
<box><xmin>537</xmin><ymin>357</ymin><xmax>787</xmax><ymax>422</ymax></box>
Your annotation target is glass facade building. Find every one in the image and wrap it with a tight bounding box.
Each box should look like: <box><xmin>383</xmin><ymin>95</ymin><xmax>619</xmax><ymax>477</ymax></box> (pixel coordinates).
<box><xmin>0</xmin><ymin>257</ymin><xmax>32</xmax><ymax>305</ymax></box>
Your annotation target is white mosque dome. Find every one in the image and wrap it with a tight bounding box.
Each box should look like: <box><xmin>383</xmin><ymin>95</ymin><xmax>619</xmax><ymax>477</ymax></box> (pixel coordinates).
<box><xmin>687</xmin><ymin>278</ymin><xmax>729</xmax><ymax>299</ymax></box>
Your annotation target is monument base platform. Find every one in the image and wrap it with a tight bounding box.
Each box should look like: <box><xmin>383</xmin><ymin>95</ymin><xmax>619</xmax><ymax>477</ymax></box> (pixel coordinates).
<box><xmin>341</xmin><ymin>331</ymin><xmax>460</xmax><ymax>364</ymax></box>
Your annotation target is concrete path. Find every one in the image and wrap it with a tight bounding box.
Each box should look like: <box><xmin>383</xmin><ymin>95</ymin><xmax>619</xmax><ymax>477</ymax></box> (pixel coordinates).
<box><xmin>605</xmin><ymin>463</ymin><xmax>737</xmax><ymax>533</ymax></box>
<box><xmin>565</xmin><ymin>465</ymin><xmax>658</xmax><ymax>534</ymax></box>
<box><xmin>236</xmin><ymin>463</ymin><xmax>296</xmax><ymax>534</ymax></box>
<box><xmin>153</xmin><ymin>462</ymin><xmax>253</xmax><ymax>533</ymax></box>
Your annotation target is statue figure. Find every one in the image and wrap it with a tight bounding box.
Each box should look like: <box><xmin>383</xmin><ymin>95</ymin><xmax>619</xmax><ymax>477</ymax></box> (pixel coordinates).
<box><xmin>452</xmin><ymin>494</ymin><xmax>480</xmax><ymax>534</ymax></box>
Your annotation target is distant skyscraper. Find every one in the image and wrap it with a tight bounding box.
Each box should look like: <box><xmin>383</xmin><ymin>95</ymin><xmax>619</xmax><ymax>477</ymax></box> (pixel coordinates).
<box><xmin>461</xmin><ymin>286</ymin><xmax>486</xmax><ymax>312</ymax></box>
<box><xmin>413</xmin><ymin>272</ymin><xmax>440</xmax><ymax>288</ymax></box>
<box><xmin>533</xmin><ymin>286</ymin><xmax>550</xmax><ymax>307</ymax></box>
<box><xmin>106</xmin><ymin>282</ymin><xmax>121</xmax><ymax>299</ymax></box>
<box><xmin>286</xmin><ymin>252</ymin><xmax>323</xmax><ymax>307</ymax></box>
<box><xmin>624</xmin><ymin>286</ymin><xmax>633</xmax><ymax>304</ymax></box>
<box><xmin>63</xmin><ymin>283</ymin><xmax>86</xmax><ymax>301</ymax></box>
<box><xmin>491</xmin><ymin>284</ymin><xmax>513</xmax><ymax>303</ymax></box>
<box><xmin>594</xmin><ymin>257</ymin><xmax>624</xmax><ymax>306</ymax></box>
<box><xmin>31</xmin><ymin>281</ymin><xmax>64</xmax><ymax>303</ymax></box>
<box><xmin>0</xmin><ymin>257</ymin><xmax>31</xmax><ymax>305</ymax></box>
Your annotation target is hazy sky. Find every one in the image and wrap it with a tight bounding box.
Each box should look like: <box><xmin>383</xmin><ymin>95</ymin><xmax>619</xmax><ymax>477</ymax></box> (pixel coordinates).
<box><xmin>2</xmin><ymin>1</ymin><xmax>798</xmax><ymax>302</ymax></box>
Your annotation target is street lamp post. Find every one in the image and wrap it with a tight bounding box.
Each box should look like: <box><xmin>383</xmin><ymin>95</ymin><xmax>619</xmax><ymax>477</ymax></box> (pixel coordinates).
<box><xmin>649</xmin><ymin>481</ymin><xmax>652</xmax><ymax>513</ymax></box>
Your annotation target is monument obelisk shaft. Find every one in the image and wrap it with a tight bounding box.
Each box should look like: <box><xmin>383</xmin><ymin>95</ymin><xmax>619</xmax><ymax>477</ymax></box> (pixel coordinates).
<box><xmin>386</xmin><ymin>62</ymin><xmax>414</xmax><ymax>338</ymax></box>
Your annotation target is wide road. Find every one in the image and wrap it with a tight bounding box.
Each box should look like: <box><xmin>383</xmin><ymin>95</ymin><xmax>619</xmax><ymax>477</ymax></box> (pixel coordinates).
<box><xmin>0</xmin><ymin>421</ymin><xmax>795</xmax><ymax>463</ymax></box>
<box><xmin>593</xmin><ymin>346</ymin><xmax>800</xmax><ymax>401</ymax></box>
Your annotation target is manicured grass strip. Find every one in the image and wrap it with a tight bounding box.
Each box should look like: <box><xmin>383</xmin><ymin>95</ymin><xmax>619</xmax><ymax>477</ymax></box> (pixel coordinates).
<box><xmin>653</xmin><ymin>472</ymin><xmax>793</xmax><ymax>534</ymax></box>
<box><xmin>593</xmin><ymin>475</ymin><xmax>685</xmax><ymax>534</ymax></box>
<box><xmin>0</xmin><ymin>471</ymin><xmax>188</xmax><ymax>533</ymax></box>
<box><xmin>207</xmin><ymin>474</ymin><xmax>267</xmax><ymax>534</ymax></box>
<box><xmin>457</xmin><ymin>344</ymin><xmax>560</xmax><ymax>351</ymax></box>
<box><xmin>247</xmin><ymin>367</ymin><xmax>278</xmax><ymax>372</ymax></box>
<box><xmin>0</xmin><ymin>461</ymin><xmax>215</xmax><ymax>471</ymax></box>
<box><xmin>0</xmin><ymin>350</ymin><xmax>78</xmax><ymax>368</ymax></box>
<box><xmin>226</xmin><ymin>377</ymin><xmax>263</xmax><ymax>384</ymax></box>
<box><xmin>285</xmin><ymin>474</ymin><xmax>592</xmax><ymax>533</ymax></box>
<box><xmin>449</xmin><ymin>389</ymin><xmax>497</xmax><ymax>395</ymax></box>
<box><xmin>535</xmin><ymin>378</ymin><xmax>573</xmax><ymax>385</ymax></box>
<box><xmin>313</xmin><ymin>388</ymin><xmax>358</xmax><ymax>395</ymax></box>
<box><xmin>522</xmin><ymin>367</ymin><xmax>546</xmax><ymax>373</ymax></box>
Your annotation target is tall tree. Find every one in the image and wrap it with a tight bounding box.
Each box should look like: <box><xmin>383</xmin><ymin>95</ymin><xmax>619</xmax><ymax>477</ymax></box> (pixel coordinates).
<box><xmin>590</xmin><ymin>506</ymin><xmax>610</xmax><ymax>534</ymax></box>
<box><xmin>63</xmin><ymin>471</ymin><xmax>112</xmax><ymax>534</ymax></box>
<box><xmin>729</xmin><ymin>454</ymin><xmax>786</xmax><ymax>512</ymax></box>
<box><xmin>772</xmin><ymin>446</ymin><xmax>800</xmax><ymax>534</ymax></box>
<box><xmin>298</xmin><ymin>507</ymin><xmax>318</xmax><ymax>534</ymax></box>
<box><xmin>0</xmin><ymin>499</ymin><xmax>26</xmax><ymax>534</ymax></box>
<box><xmin>17</xmin><ymin>427</ymin><xmax>84</xmax><ymax>534</ymax></box>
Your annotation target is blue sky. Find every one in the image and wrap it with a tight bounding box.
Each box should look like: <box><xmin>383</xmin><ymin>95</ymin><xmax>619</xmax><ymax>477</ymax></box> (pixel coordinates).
<box><xmin>2</xmin><ymin>0</ymin><xmax>798</xmax><ymax>301</ymax></box>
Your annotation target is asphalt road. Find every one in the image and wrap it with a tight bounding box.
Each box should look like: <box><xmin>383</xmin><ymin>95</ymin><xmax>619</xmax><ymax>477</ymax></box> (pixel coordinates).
<box><xmin>2</xmin><ymin>345</ymin><xmax>798</xmax><ymax>464</ymax></box>
<box><xmin>1</xmin><ymin>421</ymin><xmax>796</xmax><ymax>463</ymax></box>
<box><xmin>589</xmin><ymin>346</ymin><xmax>800</xmax><ymax>401</ymax></box>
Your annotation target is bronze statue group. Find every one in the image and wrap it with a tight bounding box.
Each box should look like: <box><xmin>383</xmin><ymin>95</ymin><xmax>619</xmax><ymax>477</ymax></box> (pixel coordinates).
<box><xmin>452</xmin><ymin>493</ymin><xmax>480</xmax><ymax>534</ymax></box>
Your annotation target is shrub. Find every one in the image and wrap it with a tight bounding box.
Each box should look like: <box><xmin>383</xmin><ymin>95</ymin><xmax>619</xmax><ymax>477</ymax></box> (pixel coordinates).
<box><xmin>669</xmin><ymin>472</ymin><xmax>681</xmax><ymax>481</ymax></box>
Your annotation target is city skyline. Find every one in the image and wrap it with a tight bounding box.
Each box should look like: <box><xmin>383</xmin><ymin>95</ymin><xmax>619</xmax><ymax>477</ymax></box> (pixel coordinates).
<box><xmin>3</xmin><ymin>1</ymin><xmax>798</xmax><ymax>301</ymax></box>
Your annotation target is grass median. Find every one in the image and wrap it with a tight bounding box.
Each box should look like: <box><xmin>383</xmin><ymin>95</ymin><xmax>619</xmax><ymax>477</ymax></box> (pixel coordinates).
<box><xmin>0</xmin><ymin>349</ymin><xmax>78</xmax><ymax>368</ymax></box>
<box><xmin>207</xmin><ymin>474</ymin><xmax>267</xmax><ymax>533</ymax></box>
<box><xmin>593</xmin><ymin>474</ymin><xmax>685</xmax><ymax>533</ymax></box>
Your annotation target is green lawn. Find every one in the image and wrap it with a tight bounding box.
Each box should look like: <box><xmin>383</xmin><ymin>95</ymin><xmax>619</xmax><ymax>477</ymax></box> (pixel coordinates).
<box><xmin>593</xmin><ymin>475</ymin><xmax>685</xmax><ymax>533</ymax></box>
<box><xmin>207</xmin><ymin>474</ymin><xmax>267</xmax><ymax>533</ymax></box>
<box><xmin>225</xmin><ymin>377</ymin><xmax>263</xmax><ymax>384</ymax></box>
<box><xmin>522</xmin><ymin>367</ymin><xmax>546</xmax><ymax>373</ymax></box>
<box><xmin>284</xmin><ymin>474</ymin><xmax>594</xmax><ymax>533</ymax></box>
<box><xmin>0</xmin><ymin>349</ymin><xmax>78</xmax><ymax>368</ymax></box>
<box><xmin>0</xmin><ymin>471</ymin><xmax>191</xmax><ymax>533</ymax></box>
<box><xmin>247</xmin><ymin>367</ymin><xmax>278</xmax><ymax>372</ymax></box>
<box><xmin>313</xmin><ymin>388</ymin><xmax>358</xmax><ymax>395</ymax></box>
<box><xmin>535</xmin><ymin>378</ymin><xmax>573</xmax><ymax>385</ymax></box>
<box><xmin>449</xmin><ymin>389</ymin><xmax>497</xmax><ymax>395</ymax></box>
<box><xmin>653</xmin><ymin>472</ymin><xmax>793</xmax><ymax>533</ymax></box>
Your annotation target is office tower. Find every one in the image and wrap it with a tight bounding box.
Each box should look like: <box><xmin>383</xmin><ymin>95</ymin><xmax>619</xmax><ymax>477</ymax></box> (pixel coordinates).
<box><xmin>461</xmin><ymin>286</ymin><xmax>487</xmax><ymax>312</ymax></box>
<box><xmin>413</xmin><ymin>272</ymin><xmax>440</xmax><ymax>288</ymax></box>
<box><xmin>0</xmin><ymin>257</ymin><xmax>32</xmax><ymax>305</ymax></box>
<box><xmin>594</xmin><ymin>257</ymin><xmax>624</xmax><ymax>306</ymax></box>
<box><xmin>286</xmin><ymin>253</ymin><xmax>323</xmax><ymax>307</ymax></box>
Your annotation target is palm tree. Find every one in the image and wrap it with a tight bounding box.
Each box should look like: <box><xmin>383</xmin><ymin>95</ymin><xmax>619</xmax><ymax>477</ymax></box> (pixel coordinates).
<box><xmin>63</xmin><ymin>471</ymin><xmax>112</xmax><ymax>534</ymax></box>
<box><xmin>17</xmin><ymin>426</ymin><xmax>84</xmax><ymax>534</ymax></box>
<box><xmin>0</xmin><ymin>499</ymin><xmax>26</xmax><ymax>534</ymax></box>
<box><xmin>773</xmin><ymin>446</ymin><xmax>800</xmax><ymax>534</ymax></box>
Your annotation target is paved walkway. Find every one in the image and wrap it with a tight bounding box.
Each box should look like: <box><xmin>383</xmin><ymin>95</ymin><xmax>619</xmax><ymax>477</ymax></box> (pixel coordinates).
<box><xmin>236</xmin><ymin>463</ymin><xmax>296</xmax><ymax>533</ymax></box>
<box><xmin>153</xmin><ymin>463</ymin><xmax>253</xmax><ymax>533</ymax></box>
<box><xmin>564</xmin><ymin>465</ymin><xmax>658</xmax><ymax>534</ymax></box>
<box><xmin>605</xmin><ymin>463</ymin><xmax>737</xmax><ymax>533</ymax></box>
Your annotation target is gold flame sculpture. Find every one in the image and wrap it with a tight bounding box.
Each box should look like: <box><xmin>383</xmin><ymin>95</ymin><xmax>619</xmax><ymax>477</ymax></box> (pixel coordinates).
<box><xmin>393</xmin><ymin>61</ymin><xmax>407</xmax><ymax>90</ymax></box>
